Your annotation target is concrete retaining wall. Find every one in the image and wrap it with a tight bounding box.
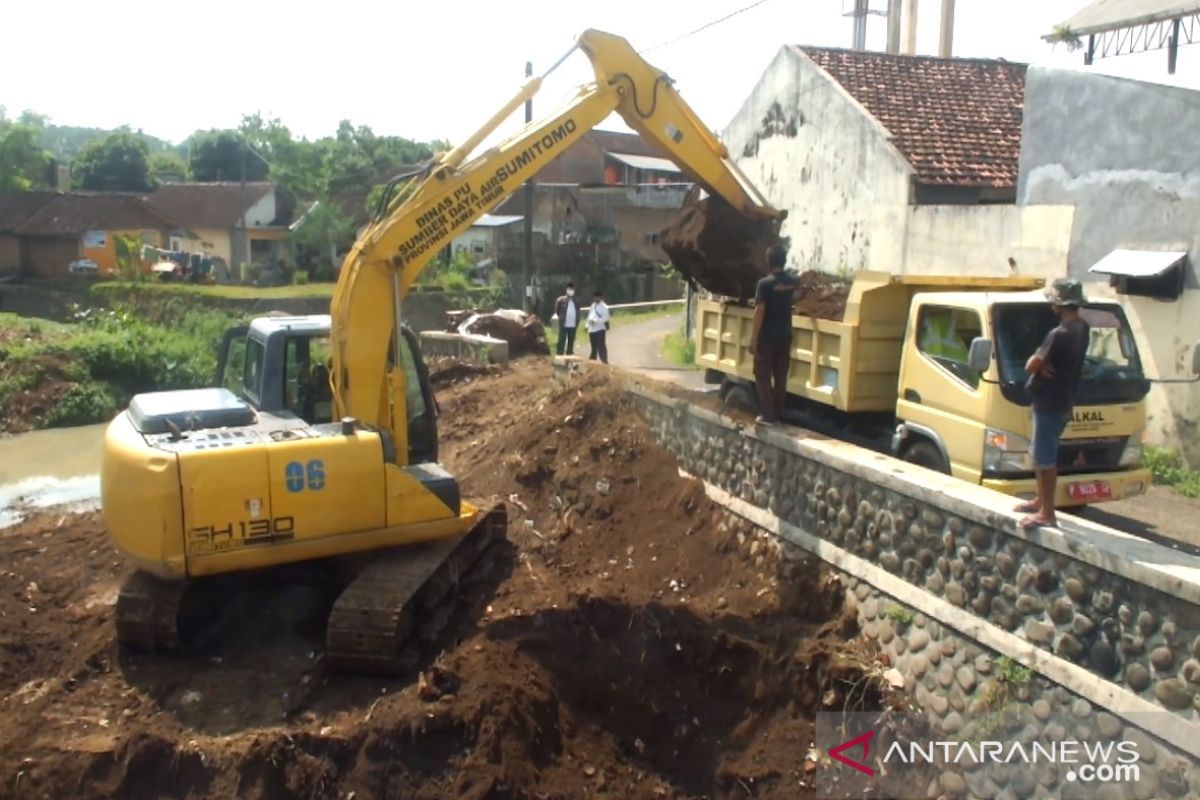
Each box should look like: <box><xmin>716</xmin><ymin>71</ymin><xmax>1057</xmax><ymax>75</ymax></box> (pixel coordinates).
<box><xmin>630</xmin><ymin>386</ymin><xmax>1200</xmax><ymax>796</ymax></box>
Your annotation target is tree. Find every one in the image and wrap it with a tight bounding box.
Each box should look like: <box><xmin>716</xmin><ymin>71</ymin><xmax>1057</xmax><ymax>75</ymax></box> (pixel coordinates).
<box><xmin>290</xmin><ymin>197</ymin><xmax>356</xmax><ymax>281</ymax></box>
<box><xmin>0</xmin><ymin>114</ymin><xmax>54</xmax><ymax>191</ymax></box>
<box><xmin>148</xmin><ymin>151</ymin><xmax>187</xmax><ymax>182</ymax></box>
<box><xmin>72</xmin><ymin>132</ymin><xmax>154</xmax><ymax>191</ymax></box>
<box><xmin>188</xmin><ymin>129</ymin><xmax>269</xmax><ymax>182</ymax></box>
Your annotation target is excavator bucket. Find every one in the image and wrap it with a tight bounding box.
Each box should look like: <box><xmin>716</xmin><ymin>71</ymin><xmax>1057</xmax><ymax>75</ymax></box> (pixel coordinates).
<box><xmin>660</xmin><ymin>186</ymin><xmax>784</xmax><ymax>301</ymax></box>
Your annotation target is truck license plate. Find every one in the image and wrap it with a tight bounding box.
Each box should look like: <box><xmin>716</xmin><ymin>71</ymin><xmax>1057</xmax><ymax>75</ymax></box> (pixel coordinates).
<box><xmin>1068</xmin><ymin>480</ymin><xmax>1112</xmax><ymax>501</ymax></box>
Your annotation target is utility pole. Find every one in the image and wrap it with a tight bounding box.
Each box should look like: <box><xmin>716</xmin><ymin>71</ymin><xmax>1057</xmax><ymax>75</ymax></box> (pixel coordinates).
<box><xmin>522</xmin><ymin>60</ymin><xmax>535</xmax><ymax>312</ymax></box>
<box><xmin>239</xmin><ymin>139</ymin><xmax>248</xmax><ymax>283</ymax></box>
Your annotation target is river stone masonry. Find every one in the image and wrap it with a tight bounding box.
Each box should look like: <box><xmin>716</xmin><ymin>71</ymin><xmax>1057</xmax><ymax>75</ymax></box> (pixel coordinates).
<box><xmin>630</xmin><ymin>388</ymin><xmax>1200</xmax><ymax>721</ymax></box>
<box><xmin>718</xmin><ymin>504</ymin><xmax>1200</xmax><ymax>798</ymax></box>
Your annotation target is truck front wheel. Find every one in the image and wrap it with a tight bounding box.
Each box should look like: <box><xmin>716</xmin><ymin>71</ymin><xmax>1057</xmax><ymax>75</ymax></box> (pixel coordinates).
<box><xmin>903</xmin><ymin>440</ymin><xmax>950</xmax><ymax>475</ymax></box>
<box><xmin>720</xmin><ymin>380</ymin><xmax>759</xmax><ymax>414</ymax></box>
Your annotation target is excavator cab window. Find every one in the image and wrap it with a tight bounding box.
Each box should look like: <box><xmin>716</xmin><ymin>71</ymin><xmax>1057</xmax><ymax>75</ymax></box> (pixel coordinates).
<box><xmin>395</xmin><ymin>328</ymin><xmax>438</xmax><ymax>464</ymax></box>
<box><xmin>283</xmin><ymin>335</ymin><xmax>334</xmax><ymax>425</ymax></box>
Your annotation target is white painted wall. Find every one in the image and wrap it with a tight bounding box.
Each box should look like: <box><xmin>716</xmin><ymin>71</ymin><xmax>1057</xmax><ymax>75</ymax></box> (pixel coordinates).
<box><xmin>244</xmin><ymin>191</ymin><xmax>277</xmax><ymax>228</ymax></box>
<box><xmin>881</xmin><ymin>204</ymin><xmax>1074</xmax><ymax>277</ymax></box>
<box><xmin>722</xmin><ymin>46</ymin><xmax>913</xmax><ymax>271</ymax></box>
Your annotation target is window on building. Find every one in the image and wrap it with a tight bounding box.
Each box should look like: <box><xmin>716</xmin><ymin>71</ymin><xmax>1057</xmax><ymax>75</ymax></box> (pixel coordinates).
<box><xmin>472</xmin><ymin>241</ymin><xmax>485</xmax><ymax>255</ymax></box>
<box><xmin>644</xmin><ymin>232</ymin><xmax>660</xmax><ymax>245</ymax></box>
<box><xmin>916</xmin><ymin>306</ymin><xmax>983</xmax><ymax>389</ymax></box>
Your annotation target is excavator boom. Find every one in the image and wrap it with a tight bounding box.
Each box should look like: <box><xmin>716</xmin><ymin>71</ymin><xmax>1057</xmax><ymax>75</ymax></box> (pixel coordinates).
<box><xmin>330</xmin><ymin>29</ymin><xmax>784</xmax><ymax>453</ymax></box>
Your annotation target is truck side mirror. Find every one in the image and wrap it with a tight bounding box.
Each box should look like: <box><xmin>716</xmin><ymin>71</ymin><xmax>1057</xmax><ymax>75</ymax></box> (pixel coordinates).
<box><xmin>1193</xmin><ymin>341</ymin><xmax>1200</xmax><ymax>376</ymax></box>
<box><xmin>968</xmin><ymin>338</ymin><xmax>993</xmax><ymax>373</ymax></box>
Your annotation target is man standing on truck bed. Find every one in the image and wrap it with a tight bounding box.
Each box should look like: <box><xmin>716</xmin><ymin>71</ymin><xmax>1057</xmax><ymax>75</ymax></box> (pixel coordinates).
<box><xmin>1017</xmin><ymin>278</ymin><xmax>1090</xmax><ymax>529</ymax></box>
<box><xmin>748</xmin><ymin>245</ymin><xmax>796</xmax><ymax>426</ymax></box>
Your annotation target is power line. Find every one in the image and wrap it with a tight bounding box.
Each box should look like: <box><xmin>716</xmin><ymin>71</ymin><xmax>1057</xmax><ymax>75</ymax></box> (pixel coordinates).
<box><xmin>639</xmin><ymin>0</ymin><xmax>775</xmax><ymax>55</ymax></box>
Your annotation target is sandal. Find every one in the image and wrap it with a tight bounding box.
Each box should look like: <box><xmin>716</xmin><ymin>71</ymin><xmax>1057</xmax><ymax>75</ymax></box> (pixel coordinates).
<box><xmin>1013</xmin><ymin>501</ymin><xmax>1040</xmax><ymax>513</ymax></box>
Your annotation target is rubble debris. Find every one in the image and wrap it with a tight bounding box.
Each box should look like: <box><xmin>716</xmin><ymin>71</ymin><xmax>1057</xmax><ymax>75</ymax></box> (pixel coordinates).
<box><xmin>446</xmin><ymin>307</ymin><xmax>549</xmax><ymax>357</ymax></box>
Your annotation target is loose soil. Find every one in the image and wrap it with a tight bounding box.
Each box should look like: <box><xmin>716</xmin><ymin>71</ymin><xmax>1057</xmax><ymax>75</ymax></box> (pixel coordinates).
<box><xmin>660</xmin><ymin>189</ymin><xmax>783</xmax><ymax>301</ymax></box>
<box><xmin>0</xmin><ymin>360</ymin><xmax>884</xmax><ymax>800</ymax></box>
<box><xmin>792</xmin><ymin>272</ymin><xmax>850</xmax><ymax>322</ymax></box>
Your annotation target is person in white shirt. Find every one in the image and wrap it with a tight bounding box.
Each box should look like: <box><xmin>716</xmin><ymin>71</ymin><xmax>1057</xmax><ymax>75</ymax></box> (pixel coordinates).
<box><xmin>586</xmin><ymin>289</ymin><xmax>610</xmax><ymax>364</ymax></box>
<box><xmin>553</xmin><ymin>282</ymin><xmax>582</xmax><ymax>355</ymax></box>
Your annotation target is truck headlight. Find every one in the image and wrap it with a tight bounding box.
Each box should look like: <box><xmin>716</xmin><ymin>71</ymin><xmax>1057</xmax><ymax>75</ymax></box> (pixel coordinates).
<box><xmin>984</xmin><ymin>428</ymin><xmax>1033</xmax><ymax>473</ymax></box>
<box><xmin>1120</xmin><ymin>430</ymin><xmax>1144</xmax><ymax>468</ymax></box>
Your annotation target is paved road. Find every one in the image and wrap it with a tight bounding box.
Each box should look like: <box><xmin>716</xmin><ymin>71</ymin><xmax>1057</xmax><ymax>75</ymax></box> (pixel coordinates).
<box><xmin>605</xmin><ymin>312</ymin><xmax>707</xmax><ymax>390</ymax></box>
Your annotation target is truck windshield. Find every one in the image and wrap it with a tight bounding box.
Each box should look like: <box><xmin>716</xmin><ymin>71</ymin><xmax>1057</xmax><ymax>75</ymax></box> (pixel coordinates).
<box><xmin>992</xmin><ymin>303</ymin><xmax>1150</xmax><ymax>406</ymax></box>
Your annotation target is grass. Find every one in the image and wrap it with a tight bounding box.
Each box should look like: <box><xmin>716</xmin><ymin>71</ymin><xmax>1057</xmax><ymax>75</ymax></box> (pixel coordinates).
<box><xmin>609</xmin><ymin>304</ymin><xmax>683</xmax><ymax>328</ymax></box>
<box><xmin>93</xmin><ymin>280</ymin><xmax>336</xmax><ymax>300</ymax></box>
<box><xmin>662</xmin><ymin>325</ymin><xmax>697</xmax><ymax>367</ymax></box>
<box><xmin>884</xmin><ymin>605</ymin><xmax>914</xmax><ymax>630</ymax></box>
<box><xmin>1144</xmin><ymin>446</ymin><xmax>1200</xmax><ymax>498</ymax></box>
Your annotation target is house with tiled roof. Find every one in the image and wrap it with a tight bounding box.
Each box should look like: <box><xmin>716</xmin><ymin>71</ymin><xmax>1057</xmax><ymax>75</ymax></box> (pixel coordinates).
<box><xmin>143</xmin><ymin>182</ymin><xmax>297</xmax><ymax>279</ymax></box>
<box><xmin>724</xmin><ymin>46</ymin><xmax>1074</xmax><ymax>276</ymax></box>
<box><xmin>0</xmin><ymin>191</ymin><xmax>180</xmax><ymax>278</ymax></box>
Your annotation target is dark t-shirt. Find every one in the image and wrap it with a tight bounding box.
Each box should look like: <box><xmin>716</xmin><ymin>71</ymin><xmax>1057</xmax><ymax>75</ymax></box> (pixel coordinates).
<box><xmin>1031</xmin><ymin>317</ymin><xmax>1090</xmax><ymax>416</ymax></box>
<box><xmin>755</xmin><ymin>271</ymin><xmax>798</xmax><ymax>349</ymax></box>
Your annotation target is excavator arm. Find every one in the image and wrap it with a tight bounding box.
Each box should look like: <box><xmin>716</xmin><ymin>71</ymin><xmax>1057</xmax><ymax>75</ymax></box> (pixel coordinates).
<box><xmin>329</xmin><ymin>28</ymin><xmax>783</xmax><ymax>456</ymax></box>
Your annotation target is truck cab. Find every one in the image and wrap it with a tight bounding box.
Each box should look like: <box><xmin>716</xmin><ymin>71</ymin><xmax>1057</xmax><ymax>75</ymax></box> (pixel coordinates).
<box><xmin>895</xmin><ymin>292</ymin><xmax>1152</xmax><ymax>506</ymax></box>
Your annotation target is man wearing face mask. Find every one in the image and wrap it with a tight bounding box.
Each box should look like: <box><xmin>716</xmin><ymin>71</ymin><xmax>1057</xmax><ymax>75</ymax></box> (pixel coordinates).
<box><xmin>554</xmin><ymin>282</ymin><xmax>582</xmax><ymax>356</ymax></box>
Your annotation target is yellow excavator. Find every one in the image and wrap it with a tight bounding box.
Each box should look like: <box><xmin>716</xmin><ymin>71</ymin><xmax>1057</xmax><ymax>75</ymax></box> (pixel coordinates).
<box><xmin>101</xmin><ymin>29</ymin><xmax>784</xmax><ymax>672</ymax></box>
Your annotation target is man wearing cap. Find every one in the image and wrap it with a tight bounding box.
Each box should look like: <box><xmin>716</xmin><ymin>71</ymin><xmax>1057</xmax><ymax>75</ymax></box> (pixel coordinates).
<box><xmin>1016</xmin><ymin>278</ymin><xmax>1090</xmax><ymax>529</ymax></box>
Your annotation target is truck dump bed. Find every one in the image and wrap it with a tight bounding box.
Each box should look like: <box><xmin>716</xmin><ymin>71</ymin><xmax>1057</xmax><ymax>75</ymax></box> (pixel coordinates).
<box><xmin>695</xmin><ymin>272</ymin><xmax>1044</xmax><ymax>413</ymax></box>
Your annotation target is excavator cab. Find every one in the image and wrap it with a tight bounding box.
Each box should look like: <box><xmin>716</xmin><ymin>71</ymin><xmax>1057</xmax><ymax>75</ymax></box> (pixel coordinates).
<box><xmin>214</xmin><ymin>315</ymin><xmax>439</xmax><ymax>462</ymax></box>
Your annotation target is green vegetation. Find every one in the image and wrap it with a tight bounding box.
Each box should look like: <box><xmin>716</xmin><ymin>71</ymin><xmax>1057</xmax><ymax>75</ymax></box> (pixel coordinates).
<box><xmin>976</xmin><ymin>656</ymin><xmax>1035</xmax><ymax>737</ymax></box>
<box><xmin>91</xmin><ymin>280</ymin><xmax>336</xmax><ymax>300</ymax></box>
<box><xmin>884</xmin><ymin>605</ymin><xmax>914</xmax><ymax>630</ymax></box>
<box><xmin>610</xmin><ymin>304</ymin><xmax>682</xmax><ymax>328</ymax></box>
<box><xmin>1144</xmin><ymin>446</ymin><xmax>1200</xmax><ymax>498</ymax></box>
<box><xmin>662</xmin><ymin>325</ymin><xmax>696</xmax><ymax>367</ymax></box>
<box><xmin>994</xmin><ymin>655</ymin><xmax>1033</xmax><ymax>686</ymax></box>
<box><xmin>72</xmin><ymin>132</ymin><xmax>154</xmax><ymax>191</ymax></box>
<box><xmin>0</xmin><ymin>304</ymin><xmax>243</xmax><ymax>431</ymax></box>
<box><xmin>0</xmin><ymin>109</ymin><xmax>54</xmax><ymax>191</ymax></box>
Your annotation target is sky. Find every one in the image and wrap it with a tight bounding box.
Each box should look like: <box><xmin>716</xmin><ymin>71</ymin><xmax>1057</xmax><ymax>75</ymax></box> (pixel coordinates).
<box><xmin>2</xmin><ymin>0</ymin><xmax>1199</xmax><ymax>148</ymax></box>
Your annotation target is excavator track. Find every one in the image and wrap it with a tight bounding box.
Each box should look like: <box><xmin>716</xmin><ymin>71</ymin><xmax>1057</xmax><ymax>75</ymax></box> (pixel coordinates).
<box><xmin>325</xmin><ymin>504</ymin><xmax>507</xmax><ymax>674</ymax></box>
<box><xmin>115</xmin><ymin>570</ymin><xmax>189</xmax><ymax>652</ymax></box>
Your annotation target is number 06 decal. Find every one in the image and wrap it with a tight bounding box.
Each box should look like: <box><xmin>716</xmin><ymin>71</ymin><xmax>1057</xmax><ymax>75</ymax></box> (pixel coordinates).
<box><xmin>285</xmin><ymin>460</ymin><xmax>326</xmax><ymax>492</ymax></box>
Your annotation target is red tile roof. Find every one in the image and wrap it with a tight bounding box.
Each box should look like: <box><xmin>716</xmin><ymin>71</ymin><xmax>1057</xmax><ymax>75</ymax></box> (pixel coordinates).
<box><xmin>13</xmin><ymin>193</ymin><xmax>177</xmax><ymax>236</ymax></box>
<box><xmin>0</xmin><ymin>191</ymin><xmax>58</xmax><ymax>233</ymax></box>
<box><xmin>145</xmin><ymin>182</ymin><xmax>275</xmax><ymax>230</ymax></box>
<box><xmin>796</xmin><ymin>47</ymin><xmax>1027</xmax><ymax>188</ymax></box>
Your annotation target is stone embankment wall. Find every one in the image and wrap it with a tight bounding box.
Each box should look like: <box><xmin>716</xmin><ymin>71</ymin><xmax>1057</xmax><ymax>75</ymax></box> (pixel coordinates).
<box><xmin>631</xmin><ymin>386</ymin><xmax>1200</xmax><ymax>798</ymax></box>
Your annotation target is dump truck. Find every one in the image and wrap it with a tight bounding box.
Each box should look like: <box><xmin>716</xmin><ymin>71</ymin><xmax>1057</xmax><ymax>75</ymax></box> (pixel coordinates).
<box><xmin>697</xmin><ymin>271</ymin><xmax>1171</xmax><ymax>508</ymax></box>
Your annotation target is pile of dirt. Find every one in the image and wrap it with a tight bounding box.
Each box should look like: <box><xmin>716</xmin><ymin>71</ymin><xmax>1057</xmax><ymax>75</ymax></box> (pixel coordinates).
<box><xmin>793</xmin><ymin>271</ymin><xmax>851</xmax><ymax>322</ymax></box>
<box><xmin>447</xmin><ymin>308</ymin><xmax>549</xmax><ymax>357</ymax></box>
<box><xmin>660</xmin><ymin>188</ymin><xmax>784</xmax><ymax>301</ymax></box>
<box><xmin>427</xmin><ymin>357</ymin><xmax>505</xmax><ymax>387</ymax></box>
<box><xmin>0</xmin><ymin>360</ymin><xmax>884</xmax><ymax>799</ymax></box>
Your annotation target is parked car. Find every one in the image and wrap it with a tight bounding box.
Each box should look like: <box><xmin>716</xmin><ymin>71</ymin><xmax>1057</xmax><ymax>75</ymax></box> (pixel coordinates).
<box><xmin>68</xmin><ymin>258</ymin><xmax>98</xmax><ymax>274</ymax></box>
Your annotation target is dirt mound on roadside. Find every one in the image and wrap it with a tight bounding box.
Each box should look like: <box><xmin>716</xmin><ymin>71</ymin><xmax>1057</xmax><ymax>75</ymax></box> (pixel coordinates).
<box><xmin>0</xmin><ymin>360</ymin><xmax>884</xmax><ymax>800</ymax></box>
<box><xmin>660</xmin><ymin>188</ymin><xmax>784</xmax><ymax>301</ymax></box>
